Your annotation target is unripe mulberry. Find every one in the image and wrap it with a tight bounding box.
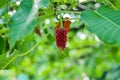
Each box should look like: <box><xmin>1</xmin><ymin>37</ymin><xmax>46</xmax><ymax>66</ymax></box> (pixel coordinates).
<box><xmin>56</xmin><ymin>28</ymin><xmax>67</xmax><ymax>51</ymax></box>
<box><xmin>35</xmin><ymin>26</ymin><xmax>41</xmax><ymax>36</ymax></box>
<box><xmin>63</xmin><ymin>20</ymin><xmax>71</xmax><ymax>32</ymax></box>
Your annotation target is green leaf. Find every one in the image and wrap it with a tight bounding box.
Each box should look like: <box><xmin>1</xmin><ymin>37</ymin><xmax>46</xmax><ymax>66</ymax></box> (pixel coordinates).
<box><xmin>9</xmin><ymin>0</ymin><xmax>19</xmax><ymax>3</ymax></box>
<box><xmin>0</xmin><ymin>0</ymin><xmax>8</xmax><ymax>8</ymax></box>
<box><xmin>8</xmin><ymin>0</ymin><xmax>39</xmax><ymax>49</ymax></box>
<box><xmin>39</xmin><ymin>0</ymin><xmax>50</xmax><ymax>8</ymax></box>
<box><xmin>17</xmin><ymin>34</ymin><xmax>35</xmax><ymax>53</ymax></box>
<box><xmin>81</xmin><ymin>6</ymin><xmax>120</xmax><ymax>45</ymax></box>
<box><xmin>0</xmin><ymin>6</ymin><xmax>8</xmax><ymax>17</ymax></box>
<box><xmin>114</xmin><ymin>0</ymin><xmax>120</xmax><ymax>9</ymax></box>
<box><xmin>0</xmin><ymin>37</ymin><xmax>5</xmax><ymax>54</ymax></box>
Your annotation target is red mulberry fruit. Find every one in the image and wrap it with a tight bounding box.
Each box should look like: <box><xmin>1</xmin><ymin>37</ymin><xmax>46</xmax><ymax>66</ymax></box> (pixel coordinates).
<box><xmin>55</xmin><ymin>19</ymin><xmax>71</xmax><ymax>51</ymax></box>
<box><xmin>56</xmin><ymin>28</ymin><xmax>67</xmax><ymax>51</ymax></box>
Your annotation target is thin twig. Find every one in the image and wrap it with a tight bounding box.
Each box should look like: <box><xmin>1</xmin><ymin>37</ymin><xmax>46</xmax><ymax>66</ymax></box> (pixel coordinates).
<box><xmin>1</xmin><ymin>55</ymin><xmax>18</xmax><ymax>69</ymax></box>
<box><xmin>107</xmin><ymin>0</ymin><xmax>118</xmax><ymax>10</ymax></box>
<box><xmin>1</xmin><ymin>25</ymin><xmax>55</xmax><ymax>69</ymax></box>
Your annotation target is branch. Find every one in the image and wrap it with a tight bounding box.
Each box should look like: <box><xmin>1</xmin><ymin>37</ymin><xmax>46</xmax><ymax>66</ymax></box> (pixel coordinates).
<box><xmin>1</xmin><ymin>26</ymin><xmax>55</xmax><ymax>69</ymax></box>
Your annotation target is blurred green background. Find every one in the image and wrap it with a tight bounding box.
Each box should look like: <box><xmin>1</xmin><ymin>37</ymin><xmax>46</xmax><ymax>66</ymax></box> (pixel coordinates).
<box><xmin>1</xmin><ymin>19</ymin><xmax>120</xmax><ymax>80</ymax></box>
<box><xmin>0</xmin><ymin>0</ymin><xmax>120</xmax><ymax>80</ymax></box>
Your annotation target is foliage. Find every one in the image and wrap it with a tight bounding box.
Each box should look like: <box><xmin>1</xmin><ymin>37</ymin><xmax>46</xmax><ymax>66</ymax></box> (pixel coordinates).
<box><xmin>81</xmin><ymin>6</ymin><xmax>120</xmax><ymax>45</ymax></box>
<box><xmin>0</xmin><ymin>0</ymin><xmax>120</xmax><ymax>80</ymax></box>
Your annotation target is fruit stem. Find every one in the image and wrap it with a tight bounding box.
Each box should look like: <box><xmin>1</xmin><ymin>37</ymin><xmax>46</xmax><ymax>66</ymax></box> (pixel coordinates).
<box><xmin>59</xmin><ymin>9</ymin><xmax>63</xmax><ymax>29</ymax></box>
